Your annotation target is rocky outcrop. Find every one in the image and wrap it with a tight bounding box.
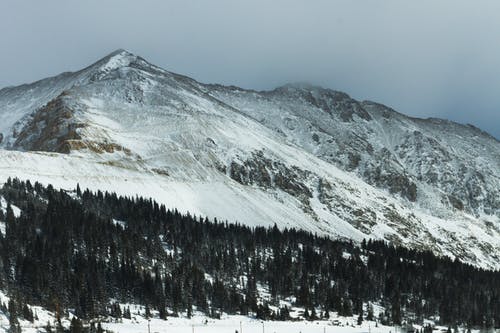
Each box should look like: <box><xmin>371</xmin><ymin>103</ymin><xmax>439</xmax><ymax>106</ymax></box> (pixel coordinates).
<box><xmin>12</xmin><ymin>93</ymin><xmax>132</xmax><ymax>156</ymax></box>
<box><xmin>210</xmin><ymin>85</ymin><xmax>498</xmax><ymax>216</ymax></box>
<box><xmin>229</xmin><ymin>150</ymin><xmax>312</xmax><ymax>199</ymax></box>
<box><xmin>13</xmin><ymin>92</ymin><xmax>83</xmax><ymax>153</ymax></box>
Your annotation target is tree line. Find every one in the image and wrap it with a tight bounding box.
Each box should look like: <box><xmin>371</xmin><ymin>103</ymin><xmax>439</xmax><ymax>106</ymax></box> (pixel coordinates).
<box><xmin>0</xmin><ymin>178</ymin><xmax>498</xmax><ymax>330</ymax></box>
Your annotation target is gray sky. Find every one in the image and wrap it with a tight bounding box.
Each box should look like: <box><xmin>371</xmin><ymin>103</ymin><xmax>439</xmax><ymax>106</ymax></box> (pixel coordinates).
<box><xmin>1</xmin><ymin>0</ymin><xmax>499</xmax><ymax>139</ymax></box>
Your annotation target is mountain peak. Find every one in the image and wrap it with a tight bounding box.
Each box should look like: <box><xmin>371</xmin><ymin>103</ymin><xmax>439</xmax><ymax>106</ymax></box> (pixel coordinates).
<box><xmin>106</xmin><ymin>48</ymin><xmax>134</xmax><ymax>57</ymax></box>
<box><xmin>97</xmin><ymin>49</ymin><xmax>138</xmax><ymax>72</ymax></box>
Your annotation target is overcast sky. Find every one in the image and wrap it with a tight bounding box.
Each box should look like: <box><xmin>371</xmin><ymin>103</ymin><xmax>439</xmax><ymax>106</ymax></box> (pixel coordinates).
<box><xmin>1</xmin><ymin>0</ymin><xmax>499</xmax><ymax>138</ymax></box>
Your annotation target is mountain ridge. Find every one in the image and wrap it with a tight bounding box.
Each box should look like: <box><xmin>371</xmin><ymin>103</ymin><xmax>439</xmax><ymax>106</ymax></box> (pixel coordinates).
<box><xmin>1</xmin><ymin>49</ymin><xmax>497</xmax><ymax>141</ymax></box>
<box><xmin>0</xmin><ymin>49</ymin><xmax>498</xmax><ymax>269</ymax></box>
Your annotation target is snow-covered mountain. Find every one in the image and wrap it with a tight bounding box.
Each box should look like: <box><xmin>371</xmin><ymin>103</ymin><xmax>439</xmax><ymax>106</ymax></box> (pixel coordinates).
<box><xmin>0</xmin><ymin>49</ymin><xmax>498</xmax><ymax>269</ymax></box>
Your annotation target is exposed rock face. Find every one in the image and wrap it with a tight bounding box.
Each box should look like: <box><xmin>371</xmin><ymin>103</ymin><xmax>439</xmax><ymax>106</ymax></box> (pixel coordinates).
<box><xmin>270</xmin><ymin>85</ymin><xmax>372</xmax><ymax>122</ymax></box>
<box><xmin>229</xmin><ymin>151</ymin><xmax>312</xmax><ymax>199</ymax></box>
<box><xmin>13</xmin><ymin>92</ymin><xmax>82</xmax><ymax>153</ymax></box>
<box><xmin>210</xmin><ymin>85</ymin><xmax>499</xmax><ymax>217</ymax></box>
<box><xmin>362</xmin><ymin>148</ymin><xmax>418</xmax><ymax>202</ymax></box>
<box><xmin>12</xmin><ymin>93</ymin><xmax>132</xmax><ymax>156</ymax></box>
<box><xmin>0</xmin><ymin>49</ymin><xmax>499</xmax><ymax>269</ymax></box>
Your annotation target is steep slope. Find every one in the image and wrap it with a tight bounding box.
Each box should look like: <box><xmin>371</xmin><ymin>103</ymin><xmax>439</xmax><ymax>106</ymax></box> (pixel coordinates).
<box><xmin>0</xmin><ymin>50</ymin><xmax>122</xmax><ymax>147</ymax></box>
<box><xmin>208</xmin><ymin>84</ymin><xmax>500</xmax><ymax>218</ymax></box>
<box><xmin>0</xmin><ymin>50</ymin><xmax>498</xmax><ymax>269</ymax></box>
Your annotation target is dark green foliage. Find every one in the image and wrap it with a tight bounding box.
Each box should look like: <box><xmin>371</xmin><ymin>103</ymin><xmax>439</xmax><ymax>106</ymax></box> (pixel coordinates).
<box><xmin>70</xmin><ymin>317</ymin><xmax>83</xmax><ymax>333</ymax></box>
<box><xmin>358</xmin><ymin>312</ymin><xmax>363</xmax><ymax>325</ymax></box>
<box><xmin>0</xmin><ymin>178</ymin><xmax>498</xmax><ymax>328</ymax></box>
<box><xmin>366</xmin><ymin>302</ymin><xmax>374</xmax><ymax>321</ymax></box>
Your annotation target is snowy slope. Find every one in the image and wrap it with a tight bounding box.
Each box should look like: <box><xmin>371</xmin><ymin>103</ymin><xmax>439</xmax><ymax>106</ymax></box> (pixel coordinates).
<box><xmin>0</xmin><ymin>50</ymin><xmax>131</xmax><ymax>147</ymax></box>
<box><xmin>208</xmin><ymin>84</ymin><xmax>500</xmax><ymax>217</ymax></box>
<box><xmin>0</xmin><ymin>50</ymin><xmax>498</xmax><ymax>269</ymax></box>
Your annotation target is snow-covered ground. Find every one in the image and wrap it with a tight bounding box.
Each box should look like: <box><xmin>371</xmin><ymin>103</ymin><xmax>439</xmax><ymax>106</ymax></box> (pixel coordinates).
<box><xmin>0</xmin><ymin>292</ymin><xmax>434</xmax><ymax>333</ymax></box>
<box><xmin>0</xmin><ymin>49</ymin><xmax>498</xmax><ymax>269</ymax></box>
<box><xmin>103</xmin><ymin>316</ymin><xmax>391</xmax><ymax>333</ymax></box>
<box><xmin>0</xmin><ymin>306</ymin><xmax>483</xmax><ymax>333</ymax></box>
<box><xmin>0</xmin><ymin>291</ymin><xmax>71</xmax><ymax>333</ymax></box>
<box><xmin>0</xmin><ymin>147</ymin><xmax>498</xmax><ymax>269</ymax></box>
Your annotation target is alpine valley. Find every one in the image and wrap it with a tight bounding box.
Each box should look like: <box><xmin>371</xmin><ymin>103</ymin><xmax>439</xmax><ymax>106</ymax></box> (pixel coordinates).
<box><xmin>0</xmin><ymin>49</ymin><xmax>499</xmax><ymax>270</ymax></box>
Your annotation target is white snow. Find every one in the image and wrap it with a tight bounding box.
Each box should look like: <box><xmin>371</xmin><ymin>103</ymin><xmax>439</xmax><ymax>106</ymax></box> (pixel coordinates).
<box><xmin>103</xmin><ymin>316</ymin><xmax>391</xmax><ymax>333</ymax></box>
<box><xmin>0</xmin><ymin>49</ymin><xmax>498</xmax><ymax>269</ymax></box>
<box><xmin>112</xmin><ymin>219</ymin><xmax>127</xmax><ymax>228</ymax></box>
<box><xmin>0</xmin><ymin>196</ymin><xmax>21</xmax><ymax>217</ymax></box>
<box><xmin>0</xmin><ymin>293</ymin><xmax>419</xmax><ymax>333</ymax></box>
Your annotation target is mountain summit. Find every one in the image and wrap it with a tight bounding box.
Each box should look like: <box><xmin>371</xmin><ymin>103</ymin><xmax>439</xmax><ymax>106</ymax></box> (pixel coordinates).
<box><xmin>0</xmin><ymin>50</ymin><xmax>498</xmax><ymax>268</ymax></box>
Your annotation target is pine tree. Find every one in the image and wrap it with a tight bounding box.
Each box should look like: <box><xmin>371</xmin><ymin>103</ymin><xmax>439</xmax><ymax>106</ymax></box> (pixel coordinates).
<box><xmin>46</xmin><ymin>321</ymin><xmax>53</xmax><ymax>333</ymax></box>
<box><xmin>70</xmin><ymin>317</ymin><xmax>83</xmax><ymax>333</ymax></box>
<box><xmin>22</xmin><ymin>303</ymin><xmax>34</xmax><ymax>322</ymax></box>
<box><xmin>97</xmin><ymin>322</ymin><xmax>104</xmax><ymax>333</ymax></box>
<box><xmin>124</xmin><ymin>306</ymin><xmax>131</xmax><ymax>319</ymax></box>
<box><xmin>310</xmin><ymin>307</ymin><xmax>317</xmax><ymax>321</ymax></box>
<box><xmin>187</xmin><ymin>301</ymin><xmax>192</xmax><ymax>319</ymax></box>
<box><xmin>342</xmin><ymin>299</ymin><xmax>353</xmax><ymax>317</ymax></box>
<box><xmin>304</xmin><ymin>308</ymin><xmax>309</xmax><ymax>320</ymax></box>
<box><xmin>324</xmin><ymin>310</ymin><xmax>330</xmax><ymax>319</ymax></box>
<box><xmin>8</xmin><ymin>299</ymin><xmax>17</xmax><ymax>323</ymax></box>
<box><xmin>391</xmin><ymin>293</ymin><xmax>402</xmax><ymax>325</ymax></box>
<box><xmin>367</xmin><ymin>302</ymin><xmax>374</xmax><ymax>321</ymax></box>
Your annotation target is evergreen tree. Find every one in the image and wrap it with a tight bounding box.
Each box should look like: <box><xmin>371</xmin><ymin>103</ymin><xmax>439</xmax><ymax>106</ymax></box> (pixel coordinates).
<box><xmin>367</xmin><ymin>302</ymin><xmax>374</xmax><ymax>321</ymax></box>
<box><xmin>70</xmin><ymin>317</ymin><xmax>83</xmax><ymax>333</ymax></box>
<box><xmin>46</xmin><ymin>321</ymin><xmax>53</xmax><ymax>333</ymax></box>
<box><xmin>0</xmin><ymin>179</ymin><xmax>498</xmax><ymax>328</ymax></box>
<box><xmin>97</xmin><ymin>322</ymin><xmax>104</xmax><ymax>333</ymax></box>
<box><xmin>303</xmin><ymin>308</ymin><xmax>310</xmax><ymax>320</ymax></box>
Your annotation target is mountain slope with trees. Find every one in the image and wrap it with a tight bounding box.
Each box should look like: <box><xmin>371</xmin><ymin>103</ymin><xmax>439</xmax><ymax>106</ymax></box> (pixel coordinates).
<box><xmin>0</xmin><ymin>50</ymin><xmax>498</xmax><ymax>269</ymax></box>
<box><xmin>0</xmin><ymin>179</ymin><xmax>498</xmax><ymax>330</ymax></box>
